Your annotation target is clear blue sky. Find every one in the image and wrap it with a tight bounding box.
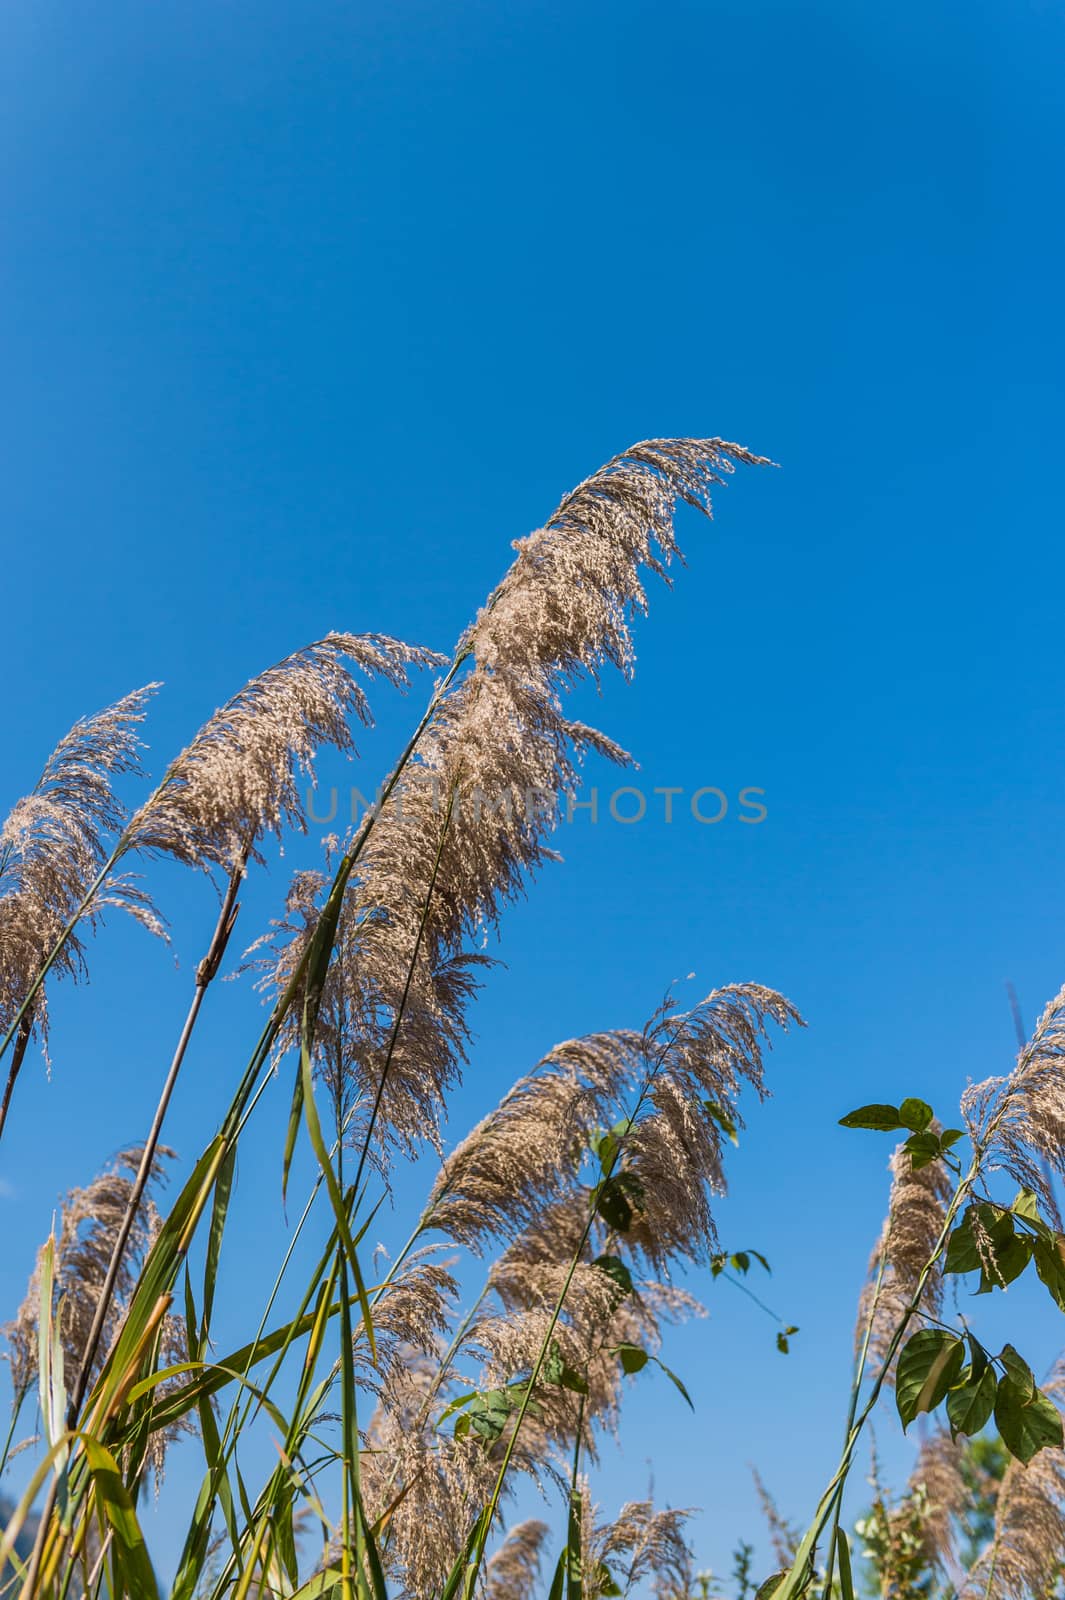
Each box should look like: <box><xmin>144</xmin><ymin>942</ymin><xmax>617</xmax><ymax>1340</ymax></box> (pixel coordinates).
<box><xmin>2</xmin><ymin>0</ymin><xmax>1064</xmax><ymax>1582</ymax></box>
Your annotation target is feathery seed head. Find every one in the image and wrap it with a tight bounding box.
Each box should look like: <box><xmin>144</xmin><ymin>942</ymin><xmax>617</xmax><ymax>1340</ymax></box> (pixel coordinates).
<box><xmin>126</xmin><ymin>633</ymin><xmax>441</xmax><ymax>874</ymax></box>
<box><xmin>857</xmin><ymin>1135</ymin><xmax>952</xmax><ymax>1376</ymax></box>
<box><xmin>4</xmin><ymin>1145</ymin><xmax>177</xmax><ymax>1404</ymax></box>
<box><xmin>963</xmin><ymin>982</ymin><xmax>1065</xmax><ymax>1223</ymax></box>
<box><xmin>484</xmin><ymin>1520</ymin><xmax>550</xmax><ymax>1600</ymax></box>
<box><xmin>0</xmin><ymin>686</ymin><xmax>160</xmax><ymax>1054</ymax></box>
<box><xmin>583</xmin><ymin>1487</ymin><xmax>694</xmax><ymax>1600</ymax></box>
<box><xmin>257</xmin><ymin>440</ymin><xmax>770</xmax><ymax>1170</ymax></box>
<box><xmin>962</xmin><ymin>1370</ymin><xmax>1065</xmax><ymax>1598</ymax></box>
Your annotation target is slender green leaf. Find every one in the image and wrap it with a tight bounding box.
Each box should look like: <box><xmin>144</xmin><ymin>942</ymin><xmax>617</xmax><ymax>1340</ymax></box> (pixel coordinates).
<box><xmin>566</xmin><ymin>1482</ymin><xmax>583</xmax><ymax>1600</ymax></box>
<box><xmin>438</xmin><ymin>1506</ymin><xmax>491</xmax><ymax>1600</ymax></box>
<box><xmin>83</xmin><ymin>1434</ymin><xmax>161</xmax><ymax>1600</ymax></box>
<box><xmin>200</xmin><ymin>1143</ymin><xmax>236</xmax><ymax>1354</ymax></box>
<box><xmin>836</xmin><ymin>1528</ymin><xmax>855</xmax><ymax>1600</ymax></box>
<box><xmin>298</xmin><ymin>1046</ymin><xmax>376</xmax><ymax>1365</ymax></box>
<box><xmin>282</xmin><ymin>1058</ymin><xmax>305</xmax><ymax>1208</ymax></box>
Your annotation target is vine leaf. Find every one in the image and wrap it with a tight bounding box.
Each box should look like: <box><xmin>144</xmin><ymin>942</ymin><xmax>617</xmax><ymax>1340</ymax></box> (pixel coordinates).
<box><xmin>999</xmin><ymin>1345</ymin><xmax>1035</xmax><ymax>1402</ymax></box>
<box><xmin>899</xmin><ymin>1098</ymin><xmax>934</xmax><ymax>1132</ymax></box>
<box><xmin>896</xmin><ymin>1330</ymin><xmax>966</xmax><ymax>1429</ymax></box>
<box><xmin>612</xmin><ymin>1344</ymin><xmax>693</xmax><ymax>1408</ymax></box>
<box><xmin>995</xmin><ymin>1376</ymin><xmax>1064</xmax><ymax>1463</ymax></box>
<box><xmin>838</xmin><ymin>1105</ymin><xmax>905</xmax><ymax>1132</ymax></box>
<box><xmin>946</xmin><ymin>1365</ymin><xmax>997</xmax><ymax>1438</ymax></box>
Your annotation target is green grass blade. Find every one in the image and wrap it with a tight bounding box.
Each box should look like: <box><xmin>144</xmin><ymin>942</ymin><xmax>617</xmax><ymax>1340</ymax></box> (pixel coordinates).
<box><xmin>82</xmin><ymin>1435</ymin><xmax>160</xmax><ymax>1600</ymax></box>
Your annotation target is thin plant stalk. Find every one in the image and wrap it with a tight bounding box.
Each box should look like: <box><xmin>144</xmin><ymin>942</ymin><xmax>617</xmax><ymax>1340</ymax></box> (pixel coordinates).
<box><xmin>67</xmin><ymin>856</ymin><xmax>246</xmax><ymax>1425</ymax></box>
<box><xmin>567</xmin><ymin>1393</ymin><xmax>586</xmax><ymax>1600</ymax></box>
<box><xmin>775</xmin><ymin>1153</ymin><xmax>983</xmax><ymax>1600</ymax></box>
<box><xmin>0</xmin><ymin>644</ymin><xmax>467</xmax><ymax>1081</ymax></box>
<box><xmin>819</xmin><ymin>1254</ymin><xmax>888</xmax><ymax>1597</ymax></box>
<box><xmin>23</xmin><ymin>858</ymin><xmax>249</xmax><ymax>1596</ymax></box>
<box><xmin>347</xmin><ymin>786</ymin><xmax>457</xmax><ymax>1202</ymax></box>
<box><xmin>0</xmin><ymin>1017</ymin><xmax>33</xmax><ymax>1144</ymax></box>
<box><xmin>0</xmin><ymin>850</ymin><xmax>125</xmax><ymax>1071</ymax></box>
<box><xmin>0</xmin><ymin>1392</ymin><xmax>26</xmax><ymax>1481</ymax></box>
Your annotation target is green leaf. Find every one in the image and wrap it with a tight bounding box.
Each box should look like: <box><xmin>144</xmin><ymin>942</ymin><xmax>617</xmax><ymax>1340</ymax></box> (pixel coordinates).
<box><xmin>940</xmin><ymin>1128</ymin><xmax>965</xmax><ymax>1149</ymax></box>
<box><xmin>615</xmin><ymin>1343</ymin><xmax>649</xmax><ymax>1376</ymax></box>
<box><xmin>896</xmin><ymin>1330</ymin><xmax>966</xmax><ymax>1429</ymax></box>
<box><xmin>995</xmin><ymin>1377</ymin><xmax>1064</xmax><ymax>1463</ymax></box>
<box><xmin>284</xmin><ymin>869</ymin><xmax>345</xmax><ymax>1202</ymax></box>
<box><xmin>439</xmin><ymin>1506</ymin><xmax>492</xmax><ymax>1600</ymax></box>
<box><xmin>776</xmin><ymin>1326</ymin><xmax>799</xmax><ymax>1355</ymax></box>
<box><xmin>281</xmin><ymin>1058</ymin><xmax>305</xmax><ymax>1208</ymax></box>
<box><xmin>704</xmin><ymin>1100</ymin><xmax>740</xmax><ymax>1146</ymax></box>
<box><xmin>987</xmin><ymin>1233</ymin><xmax>1033</xmax><ymax>1289</ymax></box>
<box><xmin>904</xmin><ymin>1131</ymin><xmax>943</xmax><ymax>1171</ymax></box>
<box><xmin>594</xmin><ymin>1177</ymin><xmax>633</xmax><ymax>1233</ymax></box>
<box><xmin>612</xmin><ymin>1344</ymin><xmax>692</xmax><ymax>1406</ymax></box>
<box><xmin>1012</xmin><ymin>1188</ymin><xmax>1041</xmax><ymax>1222</ymax></box>
<box><xmin>592</xmin><ymin>1255</ymin><xmax>634</xmax><ymax>1299</ymax></box>
<box><xmin>944</xmin><ymin>1212</ymin><xmax>982</xmax><ymax>1275</ymax></box>
<box><xmin>652</xmin><ymin>1354</ymin><xmax>694</xmax><ymax>1409</ymax></box>
<box><xmin>298</xmin><ymin>1047</ymin><xmax>376</xmax><ymax>1364</ymax></box>
<box><xmin>968</xmin><ymin>1207</ymin><xmax>1033</xmax><ymax>1291</ymax></box>
<box><xmin>838</xmin><ymin>1104</ymin><xmax>904</xmax><ymax>1131</ymax></box>
<box><xmin>1033</xmin><ymin>1235</ymin><xmax>1065</xmax><ymax>1311</ymax></box>
<box><xmin>454</xmin><ymin>1388</ymin><xmax>519</xmax><ymax>1444</ymax></box>
<box><xmin>274</xmin><ymin>1497</ymin><xmax>300</xmax><ymax>1589</ymax></box>
<box><xmin>199</xmin><ymin>1143</ymin><xmax>235</xmax><ymax>1356</ymax></box>
<box><xmin>966</xmin><ymin>1332</ymin><xmax>989</xmax><ymax>1379</ymax></box>
<box><xmin>591</xmin><ymin>1117</ymin><xmax>634</xmax><ymax>1175</ymax></box>
<box><xmin>566</xmin><ymin>1482</ymin><xmax>584</xmax><ymax>1600</ymax></box>
<box><xmin>755</xmin><ymin>1576</ymin><xmax>788</xmax><ymax>1600</ymax></box>
<box><xmin>83</xmin><ymin>1435</ymin><xmax>160</xmax><ymax>1600</ymax></box>
<box><xmin>836</xmin><ymin>1529</ymin><xmax>856</xmax><ymax>1600</ymax></box>
<box><xmin>592</xmin><ymin>1564</ymin><xmax>622</xmax><ymax>1598</ymax></box>
<box><xmin>543</xmin><ymin>1342</ymin><xmax>589</xmax><ymax>1396</ymax></box>
<box><xmin>999</xmin><ymin>1345</ymin><xmax>1035</xmax><ymax>1402</ymax></box>
<box><xmin>899</xmin><ymin>1097</ymin><xmax>934</xmax><ymax>1132</ymax></box>
<box><xmin>946</xmin><ymin>1365</ymin><xmax>997</xmax><ymax>1438</ymax></box>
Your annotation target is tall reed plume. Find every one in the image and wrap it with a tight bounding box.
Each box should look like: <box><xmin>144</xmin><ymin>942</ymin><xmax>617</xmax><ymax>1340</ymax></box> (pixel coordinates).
<box><xmin>3</xmin><ymin>1144</ymin><xmax>184</xmax><ymax>1479</ymax></box>
<box><xmin>349</xmin><ymin>985</ymin><xmax>797</xmax><ymax>1592</ymax></box>
<box><xmin>254</xmin><ymin>440</ymin><xmax>771</xmax><ymax>1171</ymax></box>
<box><xmin>0</xmin><ymin>688</ymin><xmax>159</xmax><ymax>1068</ymax></box>
<box><xmin>856</xmin><ymin>1137</ymin><xmax>952</xmax><ymax>1376</ymax></box>
<box><xmin>961</xmin><ymin>1366</ymin><xmax>1065</xmax><ymax>1598</ymax></box>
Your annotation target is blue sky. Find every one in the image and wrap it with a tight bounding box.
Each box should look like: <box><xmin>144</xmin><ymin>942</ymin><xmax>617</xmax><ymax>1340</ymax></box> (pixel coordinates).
<box><xmin>2</xmin><ymin>0</ymin><xmax>1065</xmax><ymax>1583</ymax></box>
